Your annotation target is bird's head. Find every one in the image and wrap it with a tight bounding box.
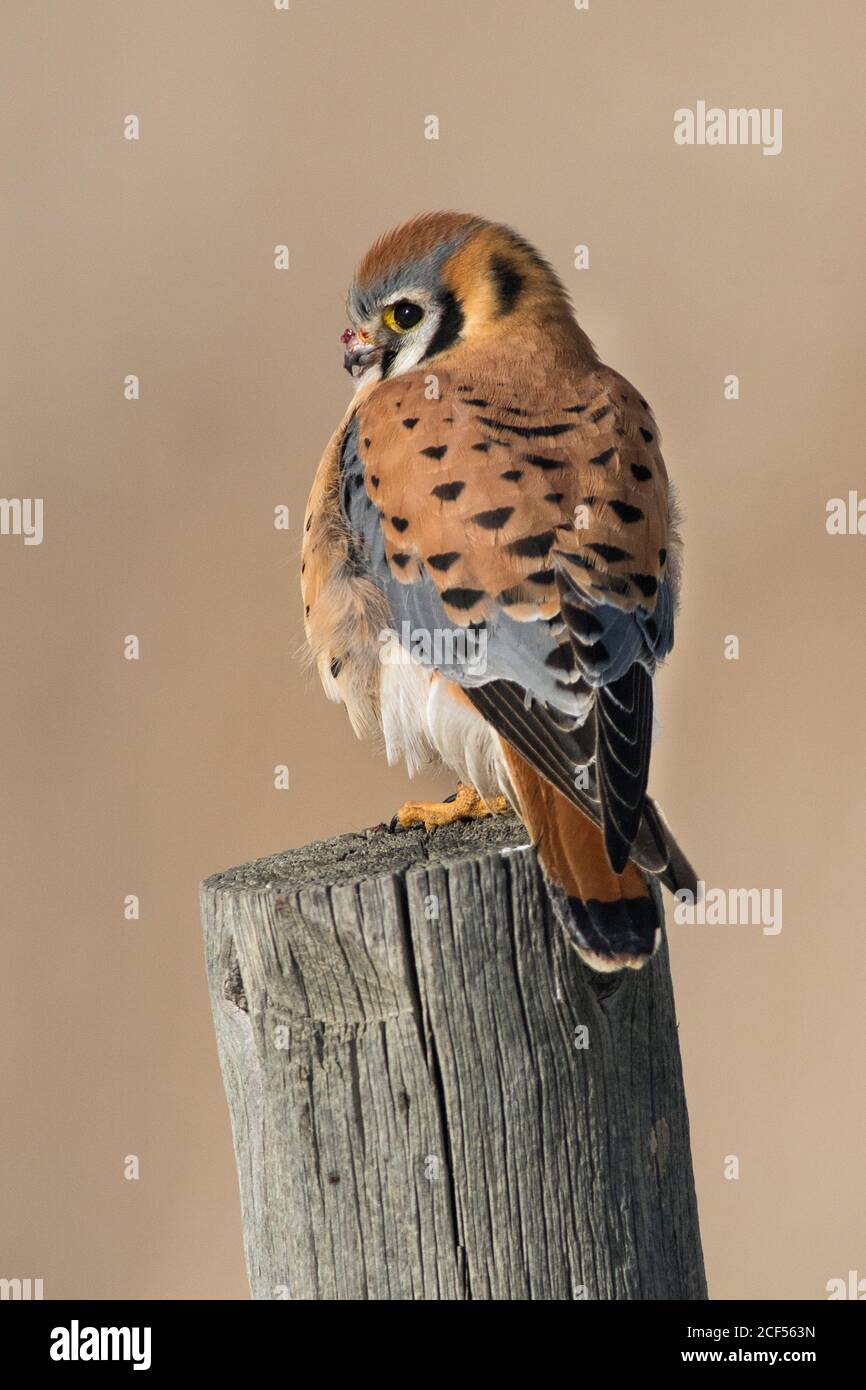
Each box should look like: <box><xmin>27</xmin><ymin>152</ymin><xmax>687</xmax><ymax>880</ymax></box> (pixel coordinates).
<box><xmin>341</xmin><ymin>211</ymin><xmax>587</xmax><ymax>388</ymax></box>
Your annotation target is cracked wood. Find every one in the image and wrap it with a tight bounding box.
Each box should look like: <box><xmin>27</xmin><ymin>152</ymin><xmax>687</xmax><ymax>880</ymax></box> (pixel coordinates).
<box><xmin>200</xmin><ymin>815</ymin><xmax>706</xmax><ymax>1301</ymax></box>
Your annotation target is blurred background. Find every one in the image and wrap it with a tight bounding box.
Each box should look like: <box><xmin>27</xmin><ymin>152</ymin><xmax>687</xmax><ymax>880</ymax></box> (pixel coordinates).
<box><xmin>1</xmin><ymin>0</ymin><xmax>864</xmax><ymax>1299</ymax></box>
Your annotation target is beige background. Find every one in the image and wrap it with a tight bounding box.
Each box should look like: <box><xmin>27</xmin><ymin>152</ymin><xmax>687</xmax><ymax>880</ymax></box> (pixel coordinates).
<box><xmin>2</xmin><ymin>0</ymin><xmax>864</xmax><ymax>1300</ymax></box>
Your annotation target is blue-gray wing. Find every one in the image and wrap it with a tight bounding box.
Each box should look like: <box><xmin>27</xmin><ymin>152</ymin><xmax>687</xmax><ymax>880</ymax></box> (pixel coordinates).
<box><xmin>340</xmin><ymin>364</ymin><xmax>678</xmax><ymax>872</ymax></box>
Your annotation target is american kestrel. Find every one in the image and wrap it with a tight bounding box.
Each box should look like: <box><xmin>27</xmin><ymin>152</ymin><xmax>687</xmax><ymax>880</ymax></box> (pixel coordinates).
<box><xmin>302</xmin><ymin>212</ymin><xmax>696</xmax><ymax>972</ymax></box>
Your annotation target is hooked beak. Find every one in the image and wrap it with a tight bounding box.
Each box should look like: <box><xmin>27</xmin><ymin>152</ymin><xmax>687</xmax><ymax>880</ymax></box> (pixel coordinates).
<box><xmin>342</xmin><ymin>327</ymin><xmax>383</xmax><ymax>378</ymax></box>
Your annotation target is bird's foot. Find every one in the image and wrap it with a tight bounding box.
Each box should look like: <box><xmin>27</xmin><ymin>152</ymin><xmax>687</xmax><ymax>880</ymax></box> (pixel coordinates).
<box><xmin>392</xmin><ymin>783</ymin><xmax>509</xmax><ymax>832</ymax></box>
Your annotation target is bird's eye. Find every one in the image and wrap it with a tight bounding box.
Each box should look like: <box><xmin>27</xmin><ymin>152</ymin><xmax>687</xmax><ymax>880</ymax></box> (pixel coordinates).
<box><xmin>383</xmin><ymin>300</ymin><xmax>424</xmax><ymax>333</ymax></box>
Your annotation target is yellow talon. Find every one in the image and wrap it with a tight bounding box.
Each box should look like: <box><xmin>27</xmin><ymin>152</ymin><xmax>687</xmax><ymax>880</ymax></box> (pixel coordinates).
<box><xmin>395</xmin><ymin>783</ymin><xmax>509</xmax><ymax>831</ymax></box>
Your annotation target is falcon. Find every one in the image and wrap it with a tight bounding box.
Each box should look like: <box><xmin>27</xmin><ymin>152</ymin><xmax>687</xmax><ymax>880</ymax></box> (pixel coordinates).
<box><xmin>302</xmin><ymin>212</ymin><xmax>696</xmax><ymax>972</ymax></box>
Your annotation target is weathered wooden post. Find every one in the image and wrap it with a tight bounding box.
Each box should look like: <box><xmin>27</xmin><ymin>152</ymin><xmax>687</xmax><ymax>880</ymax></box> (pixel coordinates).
<box><xmin>200</xmin><ymin>815</ymin><xmax>706</xmax><ymax>1300</ymax></box>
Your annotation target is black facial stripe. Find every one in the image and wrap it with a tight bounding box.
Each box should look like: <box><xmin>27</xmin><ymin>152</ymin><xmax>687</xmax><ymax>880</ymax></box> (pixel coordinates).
<box><xmin>380</xmin><ymin>346</ymin><xmax>397</xmax><ymax>379</ymax></box>
<box><xmin>421</xmin><ymin>289</ymin><xmax>464</xmax><ymax>361</ymax></box>
<box><xmin>489</xmin><ymin>255</ymin><xmax>524</xmax><ymax>315</ymax></box>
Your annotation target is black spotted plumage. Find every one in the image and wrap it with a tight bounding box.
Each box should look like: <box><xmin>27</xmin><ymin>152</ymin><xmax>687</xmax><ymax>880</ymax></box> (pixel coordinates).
<box><xmin>431</xmin><ymin>481</ymin><xmax>465</xmax><ymax>501</ymax></box>
<box><xmin>302</xmin><ymin>211</ymin><xmax>695</xmax><ymax>975</ymax></box>
<box><xmin>329</xmin><ymin>338</ymin><xmax>678</xmax><ymax>879</ymax></box>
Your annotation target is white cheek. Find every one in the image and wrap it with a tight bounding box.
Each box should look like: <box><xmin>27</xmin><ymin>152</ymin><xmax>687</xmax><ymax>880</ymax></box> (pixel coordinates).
<box><xmin>352</xmin><ymin>364</ymin><xmax>383</xmax><ymax>392</ymax></box>
<box><xmin>388</xmin><ymin>313</ymin><xmax>442</xmax><ymax>378</ymax></box>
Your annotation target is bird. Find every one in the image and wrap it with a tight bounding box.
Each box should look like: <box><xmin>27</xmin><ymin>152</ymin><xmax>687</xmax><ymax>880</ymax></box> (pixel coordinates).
<box><xmin>301</xmin><ymin>212</ymin><xmax>696</xmax><ymax>972</ymax></box>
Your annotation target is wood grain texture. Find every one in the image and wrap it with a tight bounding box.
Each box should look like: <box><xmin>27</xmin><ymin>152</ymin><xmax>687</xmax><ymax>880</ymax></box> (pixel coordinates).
<box><xmin>200</xmin><ymin>815</ymin><xmax>706</xmax><ymax>1301</ymax></box>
